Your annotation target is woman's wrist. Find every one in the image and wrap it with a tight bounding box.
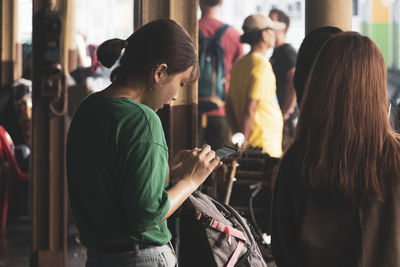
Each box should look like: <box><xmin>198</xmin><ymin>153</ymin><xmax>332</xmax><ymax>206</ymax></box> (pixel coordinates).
<box><xmin>180</xmin><ymin>174</ymin><xmax>201</xmax><ymax>192</ymax></box>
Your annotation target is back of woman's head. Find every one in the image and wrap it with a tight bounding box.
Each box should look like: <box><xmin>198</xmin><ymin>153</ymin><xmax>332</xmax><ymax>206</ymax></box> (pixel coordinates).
<box><xmin>292</xmin><ymin>31</ymin><xmax>400</xmax><ymax>204</ymax></box>
<box><xmin>97</xmin><ymin>19</ymin><xmax>198</xmax><ymax>85</ymax></box>
<box><xmin>200</xmin><ymin>0</ymin><xmax>221</xmax><ymax>7</ymax></box>
<box><xmin>294</xmin><ymin>26</ymin><xmax>342</xmax><ymax>105</ymax></box>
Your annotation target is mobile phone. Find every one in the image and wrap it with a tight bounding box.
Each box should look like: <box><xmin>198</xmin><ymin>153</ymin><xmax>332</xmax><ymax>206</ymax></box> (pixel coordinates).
<box><xmin>215</xmin><ymin>145</ymin><xmax>238</xmax><ymax>161</ymax></box>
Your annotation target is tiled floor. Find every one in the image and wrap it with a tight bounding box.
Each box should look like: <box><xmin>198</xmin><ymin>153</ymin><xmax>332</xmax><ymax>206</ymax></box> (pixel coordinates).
<box><xmin>0</xmin><ymin>218</ymin><xmax>276</xmax><ymax>267</ymax></box>
<box><xmin>0</xmin><ymin>218</ymin><xmax>86</xmax><ymax>267</ymax></box>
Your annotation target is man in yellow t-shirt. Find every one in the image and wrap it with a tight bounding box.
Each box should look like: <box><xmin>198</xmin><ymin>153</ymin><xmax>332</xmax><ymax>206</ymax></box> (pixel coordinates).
<box><xmin>227</xmin><ymin>14</ymin><xmax>284</xmax><ymax>158</ymax></box>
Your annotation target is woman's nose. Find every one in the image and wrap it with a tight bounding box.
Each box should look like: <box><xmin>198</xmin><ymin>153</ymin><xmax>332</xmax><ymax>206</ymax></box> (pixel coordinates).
<box><xmin>172</xmin><ymin>91</ymin><xmax>179</xmax><ymax>101</ymax></box>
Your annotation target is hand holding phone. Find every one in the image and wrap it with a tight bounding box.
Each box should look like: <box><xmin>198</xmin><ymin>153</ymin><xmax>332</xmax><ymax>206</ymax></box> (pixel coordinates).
<box><xmin>214</xmin><ymin>145</ymin><xmax>239</xmax><ymax>161</ymax></box>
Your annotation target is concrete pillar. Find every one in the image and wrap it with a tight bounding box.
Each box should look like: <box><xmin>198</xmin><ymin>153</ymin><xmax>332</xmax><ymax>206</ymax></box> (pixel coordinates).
<box><xmin>136</xmin><ymin>0</ymin><xmax>199</xmax><ymax>156</ymax></box>
<box><xmin>305</xmin><ymin>0</ymin><xmax>352</xmax><ymax>34</ymax></box>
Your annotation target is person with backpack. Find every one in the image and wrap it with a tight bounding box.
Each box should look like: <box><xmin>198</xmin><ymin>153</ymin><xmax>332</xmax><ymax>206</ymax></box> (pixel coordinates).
<box><xmin>66</xmin><ymin>19</ymin><xmax>221</xmax><ymax>267</ymax></box>
<box><xmin>198</xmin><ymin>0</ymin><xmax>243</xmax><ymax>149</ymax></box>
<box><xmin>227</xmin><ymin>14</ymin><xmax>285</xmax><ymax>158</ymax></box>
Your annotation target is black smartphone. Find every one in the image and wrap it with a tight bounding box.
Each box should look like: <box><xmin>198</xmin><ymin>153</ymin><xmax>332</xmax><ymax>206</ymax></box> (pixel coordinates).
<box><xmin>215</xmin><ymin>145</ymin><xmax>238</xmax><ymax>161</ymax></box>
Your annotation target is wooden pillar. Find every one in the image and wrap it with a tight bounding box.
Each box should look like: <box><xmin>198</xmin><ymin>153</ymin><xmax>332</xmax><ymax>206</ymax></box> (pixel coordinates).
<box><xmin>168</xmin><ymin>1</ymin><xmax>199</xmax><ymax>155</ymax></box>
<box><xmin>1</xmin><ymin>0</ymin><xmax>18</xmax><ymax>87</ymax></box>
<box><xmin>14</xmin><ymin>0</ymin><xmax>22</xmax><ymax>80</ymax></box>
<box><xmin>65</xmin><ymin>0</ymin><xmax>77</xmax><ymax>72</ymax></box>
<box><xmin>0</xmin><ymin>2</ymin><xmax>1</xmax><ymax>87</ymax></box>
<box><xmin>135</xmin><ymin>0</ymin><xmax>199</xmax><ymax>156</ymax></box>
<box><xmin>31</xmin><ymin>0</ymin><xmax>73</xmax><ymax>266</ymax></box>
<box><xmin>305</xmin><ymin>0</ymin><xmax>352</xmax><ymax>34</ymax></box>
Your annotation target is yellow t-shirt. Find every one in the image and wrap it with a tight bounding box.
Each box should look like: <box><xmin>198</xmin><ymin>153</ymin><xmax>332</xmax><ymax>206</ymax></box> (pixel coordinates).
<box><xmin>228</xmin><ymin>52</ymin><xmax>283</xmax><ymax>157</ymax></box>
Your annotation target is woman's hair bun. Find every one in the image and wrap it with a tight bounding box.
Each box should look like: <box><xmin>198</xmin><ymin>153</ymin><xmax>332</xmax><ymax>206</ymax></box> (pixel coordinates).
<box><xmin>96</xmin><ymin>38</ymin><xmax>126</xmax><ymax>68</ymax></box>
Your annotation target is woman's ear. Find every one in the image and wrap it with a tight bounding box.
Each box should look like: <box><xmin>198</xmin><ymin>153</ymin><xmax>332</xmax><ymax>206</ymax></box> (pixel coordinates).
<box><xmin>153</xmin><ymin>63</ymin><xmax>168</xmax><ymax>84</ymax></box>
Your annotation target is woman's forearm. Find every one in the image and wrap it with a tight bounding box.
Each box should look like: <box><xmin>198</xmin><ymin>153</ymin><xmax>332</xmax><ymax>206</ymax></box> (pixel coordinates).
<box><xmin>162</xmin><ymin>178</ymin><xmax>198</xmax><ymax>221</ymax></box>
<box><xmin>159</xmin><ymin>145</ymin><xmax>219</xmax><ymax>223</ymax></box>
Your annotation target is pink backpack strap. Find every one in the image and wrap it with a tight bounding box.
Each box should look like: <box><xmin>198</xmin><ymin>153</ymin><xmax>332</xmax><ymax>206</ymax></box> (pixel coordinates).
<box><xmin>226</xmin><ymin>240</ymin><xmax>245</xmax><ymax>267</ymax></box>
<box><xmin>196</xmin><ymin>210</ymin><xmax>247</xmax><ymax>266</ymax></box>
<box><xmin>209</xmin><ymin>218</ymin><xmax>246</xmax><ymax>242</ymax></box>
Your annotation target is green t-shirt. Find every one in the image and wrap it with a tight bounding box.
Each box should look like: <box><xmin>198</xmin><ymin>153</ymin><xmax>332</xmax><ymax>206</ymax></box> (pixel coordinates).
<box><xmin>66</xmin><ymin>93</ymin><xmax>171</xmax><ymax>247</ymax></box>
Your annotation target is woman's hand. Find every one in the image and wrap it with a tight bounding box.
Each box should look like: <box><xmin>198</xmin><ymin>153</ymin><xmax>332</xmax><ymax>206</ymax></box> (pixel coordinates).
<box><xmin>162</xmin><ymin>145</ymin><xmax>221</xmax><ymax>222</ymax></box>
<box><xmin>179</xmin><ymin>145</ymin><xmax>221</xmax><ymax>187</ymax></box>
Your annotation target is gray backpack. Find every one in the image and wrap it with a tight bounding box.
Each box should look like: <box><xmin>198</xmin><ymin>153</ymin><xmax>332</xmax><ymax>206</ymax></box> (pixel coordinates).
<box><xmin>179</xmin><ymin>190</ymin><xmax>268</xmax><ymax>267</ymax></box>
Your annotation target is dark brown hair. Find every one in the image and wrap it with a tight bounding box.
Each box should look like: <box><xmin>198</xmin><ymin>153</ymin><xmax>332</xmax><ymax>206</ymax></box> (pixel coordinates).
<box><xmin>289</xmin><ymin>32</ymin><xmax>400</xmax><ymax>204</ymax></box>
<box><xmin>200</xmin><ymin>0</ymin><xmax>221</xmax><ymax>7</ymax></box>
<box><xmin>97</xmin><ymin>19</ymin><xmax>199</xmax><ymax>86</ymax></box>
<box><xmin>240</xmin><ymin>31</ymin><xmax>263</xmax><ymax>46</ymax></box>
<box><xmin>269</xmin><ymin>9</ymin><xmax>290</xmax><ymax>31</ymax></box>
<box><xmin>294</xmin><ymin>26</ymin><xmax>342</xmax><ymax>105</ymax></box>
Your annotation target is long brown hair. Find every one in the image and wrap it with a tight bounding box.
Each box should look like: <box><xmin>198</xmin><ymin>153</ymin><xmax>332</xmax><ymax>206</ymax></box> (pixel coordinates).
<box><xmin>289</xmin><ymin>32</ymin><xmax>400</xmax><ymax>204</ymax></box>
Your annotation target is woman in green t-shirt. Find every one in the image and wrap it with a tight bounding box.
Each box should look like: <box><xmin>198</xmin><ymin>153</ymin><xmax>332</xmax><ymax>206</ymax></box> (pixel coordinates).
<box><xmin>67</xmin><ymin>19</ymin><xmax>221</xmax><ymax>267</ymax></box>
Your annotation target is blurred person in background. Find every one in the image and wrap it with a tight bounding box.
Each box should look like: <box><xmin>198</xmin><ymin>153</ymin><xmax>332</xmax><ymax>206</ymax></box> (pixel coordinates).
<box><xmin>198</xmin><ymin>0</ymin><xmax>243</xmax><ymax>149</ymax></box>
<box><xmin>293</xmin><ymin>26</ymin><xmax>342</xmax><ymax>106</ymax></box>
<box><xmin>76</xmin><ymin>31</ymin><xmax>92</xmax><ymax>68</ymax></box>
<box><xmin>269</xmin><ymin>8</ymin><xmax>297</xmax><ymax>150</ymax></box>
<box><xmin>227</xmin><ymin>14</ymin><xmax>284</xmax><ymax>158</ymax></box>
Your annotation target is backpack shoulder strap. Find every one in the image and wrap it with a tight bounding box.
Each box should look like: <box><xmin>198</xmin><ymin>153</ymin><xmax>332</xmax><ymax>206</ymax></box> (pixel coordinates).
<box><xmin>199</xmin><ymin>24</ymin><xmax>229</xmax><ymax>42</ymax></box>
<box><xmin>198</xmin><ymin>27</ymin><xmax>205</xmax><ymax>40</ymax></box>
<box><xmin>198</xmin><ymin>28</ymin><xmax>208</xmax><ymax>53</ymax></box>
<box><xmin>212</xmin><ymin>23</ymin><xmax>230</xmax><ymax>43</ymax></box>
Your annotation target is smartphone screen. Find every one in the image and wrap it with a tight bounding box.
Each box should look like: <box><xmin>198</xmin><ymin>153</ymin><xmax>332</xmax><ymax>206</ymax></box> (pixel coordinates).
<box><xmin>215</xmin><ymin>146</ymin><xmax>238</xmax><ymax>160</ymax></box>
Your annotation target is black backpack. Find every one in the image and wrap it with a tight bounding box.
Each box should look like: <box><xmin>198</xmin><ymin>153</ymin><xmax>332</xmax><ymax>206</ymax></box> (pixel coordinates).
<box><xmin>179</xmin><ymin>190</ymin><xmax>268</xmax><ymax>267</ymax></box>
<box><xmin>198</xmin><ymin>24</ymin><xmax>229</xmax><ymax>112</ymax></box>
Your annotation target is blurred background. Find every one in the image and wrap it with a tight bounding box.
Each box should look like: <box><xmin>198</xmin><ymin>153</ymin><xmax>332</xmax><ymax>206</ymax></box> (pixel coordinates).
<box><xmin>1</xmin><ymin>0</ymin><xmax>399</xmax><ymax>266</ymax></box>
